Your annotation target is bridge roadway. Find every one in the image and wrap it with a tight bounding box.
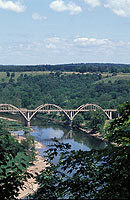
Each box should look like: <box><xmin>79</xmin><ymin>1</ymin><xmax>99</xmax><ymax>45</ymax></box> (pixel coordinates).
<box><xmin>0</xmin><ymin>104</ymin><xmax>117</xmax><ymax>127</ymax></box>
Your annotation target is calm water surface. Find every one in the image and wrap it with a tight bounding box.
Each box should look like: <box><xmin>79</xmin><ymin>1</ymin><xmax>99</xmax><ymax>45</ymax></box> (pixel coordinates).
<box><xmin>1</xmin><ymin>113</ymin><xmax>106</xmax><ymax>153</ymax></box>
<box><xmin>14</xmin><ymin>118</ymin><xmax>107</xmax><ymax>155</ymax></box>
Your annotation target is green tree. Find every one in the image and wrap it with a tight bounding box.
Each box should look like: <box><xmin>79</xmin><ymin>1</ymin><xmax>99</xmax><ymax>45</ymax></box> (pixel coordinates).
<box><xmin>11</xmin><ymin>72</ymin><xmax>15</xmax><ymax>78</ymax></box>
<box><xmin>6</xmin><ymin>71</ymin><xmax>10</xmax><ymax>77</ymax></box>
<box><xmin>87</xmin><ymin>110</ymin><xmax>107</xmax><ymax>132</ymax></box>
<box><xmin>103</xmin><ymin>101</ymin><xmax>130</xmax><ymax>146</ymax></box>
<box><xmin>72</xmin><ymin>113</ymin><xmax>84</xmax><ymax>127</ymax></box>
<box><xmin>2</xmin><ymin>78</ymin><xmax>5</xmax><ymax>82</ymax></box>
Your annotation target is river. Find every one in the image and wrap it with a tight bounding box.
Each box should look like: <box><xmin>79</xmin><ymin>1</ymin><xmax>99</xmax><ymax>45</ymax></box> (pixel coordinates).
<box><xmin>0</xmin><ymin>113</ymin><xmax>106</xmax><ymax>153</ymax></box>
<box><xmin>12</xmin><ymin>117</ymin><xmax>107</xmax><ymax>155</ymax></box>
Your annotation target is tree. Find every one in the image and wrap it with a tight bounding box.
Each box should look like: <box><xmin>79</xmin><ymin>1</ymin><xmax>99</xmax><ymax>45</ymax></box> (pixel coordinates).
<box><xmin>55</xmin><ymin>71</ymin><xmax>62</xmax><ymax>77</ymax></box>
<box><xmin>103</xmin><ymin>101</ymin><xmax>130</xmax><ymax>146</ymax></box>
<box><xmin>87</xmin><ymin>110</ymin><xmax>107</xmax><ymax>132</ymax></box>
<box><xmin>32</xmin><ymin>102</ymin><xmax>130</xmax><ymax>199</ymax></box>
<box><xmin>1</xmin><ymin>78</ymin><xmax>5</xmax><ymax>82</ymax></box>
<box><xmin>24</xmin><ymin>73</ymin><xmax>28</xmax><ymax>78</ymax></box>
<box><xmin>6</xmin><ymin>71</ymin><xmax>10</xmax><ymax>77</ymax></box>
<box><xmin>11</xmin><ymin>72</ymin><xmax>15</xmax><ymax>78</ymax></box>
<box><xmin>72</xmin><ymin>113</ymin><xmax>84</xmax><ymax>127</ymax></box>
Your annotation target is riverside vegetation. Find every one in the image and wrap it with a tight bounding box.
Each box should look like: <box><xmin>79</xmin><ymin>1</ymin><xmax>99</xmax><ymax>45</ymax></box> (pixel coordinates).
<box><xmin>0</xmin><ymin>63</ymin><xmax>130</xmax><ymax>199</ymax></box>
<box><xmin>0</xmin><ymin>120</ymin><xmax>36</xmax><ymax>199</ymax></box>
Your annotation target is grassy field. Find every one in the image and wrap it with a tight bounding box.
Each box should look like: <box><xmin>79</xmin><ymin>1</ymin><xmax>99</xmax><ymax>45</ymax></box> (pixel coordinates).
<box><xmin>95</xmin><ymin>73</ymin><xmax>130</xmax><ymax>84</ymax></box>
<box><xmin>0</xmin><ymin>71</ymin><xmax>51</xmax><ymax>82</ymax></box>
<box><xmin>0</xmin><ymin>71</ymin><xmax>82</xmax><ymax>82</ymax></box>
<box><xmin>0</xmin><ymin>71</ymin><xmax>130</xmax><ymax>83</ymax></box>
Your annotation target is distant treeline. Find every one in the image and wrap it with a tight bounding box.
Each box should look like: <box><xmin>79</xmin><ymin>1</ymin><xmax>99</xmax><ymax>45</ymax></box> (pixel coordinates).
<box><xmin>0</xmin><ymin>63</ymin><xmax>130</xmax><ymax>73</ymax></box>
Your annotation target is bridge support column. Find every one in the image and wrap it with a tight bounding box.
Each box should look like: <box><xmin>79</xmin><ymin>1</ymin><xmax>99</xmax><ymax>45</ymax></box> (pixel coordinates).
<box><xmin>25</xmin><ymin>120</ymin><xmax>31</xmax><ymax>127</ymax></box>
<box><xmin>110</xmin><ymin>111</ymin><xmax>112</xmax><ymax>119</ymax></box>
<box><xmin>24</xmin><ymin>112</ymin><xmax>31</xmax><ymax>127</ymax></box>
<box><xmin>66</xmin><ymin>118</ymin><xmax>72</xmax><ymax>126</ymax></box>
<box><xmin>68</xmin><ymin>120</ymin><xmax>72</xmax><ymax>127</ymax></box>
<box><xmin>67</xmin><ymin>119</ymin><xmax>72</xmax><ymax>127</ymax></box>
<box><xmin>67</xmin><ymin>111</ymin><xmax>73</xmax><ymax>126</ymax></box>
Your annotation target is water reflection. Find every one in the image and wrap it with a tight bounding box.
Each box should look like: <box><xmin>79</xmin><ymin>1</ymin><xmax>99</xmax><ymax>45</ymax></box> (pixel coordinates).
<box><xmin>6</xmin><ymin>113</ymin><xmax>106</xmax><ymax>152</ymax></box>
<box><xmin>30</xmin><ymin>120</ymin><xmax>106</xmax><ymax>152</ymax></box>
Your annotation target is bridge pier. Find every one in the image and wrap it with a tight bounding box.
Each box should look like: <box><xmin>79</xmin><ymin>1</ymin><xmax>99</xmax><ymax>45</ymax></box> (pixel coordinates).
<box><xmin>67</xmin><ymin>119</ymin><xmax>72</xmax><ymax>127</ymax></box>
<box><xmin>66</xmin><ymin>111</ymin><xmax>73</xmax><ymax>126</ymax></box>
<box><xmin>25</xmin><ymin>120</ymin><xmax>31</xmax><ymax>127</ymax></box>
<box><xmin>24</xmin><ymin>112</ymin><xmax>31</xmax><ymax>127</ymax></box>
<box><xmin>110</xmin><ymin>111</ymin><xmax>112</xmax><ymax>119</ymax></box>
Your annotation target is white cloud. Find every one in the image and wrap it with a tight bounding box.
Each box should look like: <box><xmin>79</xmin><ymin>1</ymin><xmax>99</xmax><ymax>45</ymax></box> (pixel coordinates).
<box><xmin>1</xmin><ymin>37</ymin><xmax>130</xmax><ymax>64</ymax></box>
<box><xmin>84</xmin><ymin>0</ymin><xmax>101</xmax><ymax>8</ymax></box>
<box><xmin>104</xmin><ymin>0</ymin><xmax>130</xmax><ymax>17</ymax></box>
<box><xmin>0</xmin><ymin>0</ymin><xmax>26</xmax><ymax>12</ymax></box>
<box><xmin>68</xmin><ymin>2</ymin><xmax>82</xmax><ymax>15</ymax></box>
<box><xmin>50</xmin><ymin>0</ymin><xmax>82</xmax><ymax>15</ymax></box>
<box><xmin>50</xmin><ymin>0</ymin><xmax>66</xmax><ymax>12</ymax></box>
<box><xmin>32</xmin><ymin>13</ymin><xmax>47</xmax><ymax>21</ymax></box>
<box><xmin>46</xmin><ymin>37</ymin><xmax>61</xmax><ymax>43</ymax></box>
<box><xmin>45</xmin><ymin>37</ymin><xmax>65</xmax><ymax>49</ymax></box>
<box><xmin>46</xmin><ymin>43</ymin><xmax>57</xmax><ymax>49</ymax></box>
<box><xmin>74</xmin><ymin>37</ymin><xmax>112</xmax><ymax>46</ymax></box>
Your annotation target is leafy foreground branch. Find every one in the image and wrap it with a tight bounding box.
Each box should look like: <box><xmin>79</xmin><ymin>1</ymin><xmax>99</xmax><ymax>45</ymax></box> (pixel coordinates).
<box><xmin>31</xmin><ymin>102</ymin><xmax>130</xmax><ymax>200</ymax></box>
<box><xmin>0</xmin><ymin>124</ymin><xmax>36</xmax><ymax>200</ymax></box>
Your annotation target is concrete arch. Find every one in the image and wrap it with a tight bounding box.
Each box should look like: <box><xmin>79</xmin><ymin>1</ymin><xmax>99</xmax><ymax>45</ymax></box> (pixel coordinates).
<box><xmin>0</xmin><ymin>104</ymin><xmax>28</xmax><ymax>121</ymax></box>
<box><xmin>30</xmin><ymin>104</ymin><xmax>71</xmax><ymax>121</ymax></box>
<box><xmin>72</xmin><ymin>104</ymin><xmax>111</xmax><ymax>120</ymax></box>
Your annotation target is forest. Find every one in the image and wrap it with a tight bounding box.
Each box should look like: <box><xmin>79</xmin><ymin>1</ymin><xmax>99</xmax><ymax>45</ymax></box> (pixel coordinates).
<box><xmin>0</xmin><ymin>72</ymin><xmax>129</xmax><ymax>110</ymax></box>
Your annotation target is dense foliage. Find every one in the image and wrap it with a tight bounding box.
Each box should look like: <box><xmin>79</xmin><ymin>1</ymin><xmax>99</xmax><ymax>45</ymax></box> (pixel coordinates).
<box><xmin>0</xmin><ymin>63</ymin><xmax>130</xmax><ymax>73</ymax></box>
<box><xmin>0</xmin><ymin>120</ymin><xmax>35</xmax><ymax>199</ymax></box>
<box><xmin>31</xmin><ymin>102</ymin><xmax>130</xmax><ymax>199</ymax></box>
<box><xmin>0</xmin><ymin>73</ymin><xmax>129</xmax><ymax>110</ymax></box>
<box><xmin>72</xmin><ymin>110</ymin><xmax>107</xmax><ymax>132</ymax></box>
<box><xmin>103</xmin><ymin>101</ymin><xmax>130</xmax><ymax>146</ymax></box>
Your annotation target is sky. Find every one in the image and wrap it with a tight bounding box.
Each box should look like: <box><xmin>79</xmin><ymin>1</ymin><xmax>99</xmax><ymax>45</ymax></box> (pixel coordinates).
<box><xmin>0</xmin><ymin>0</ymin><xmax>130</xmax><ymax>65</ymax></box>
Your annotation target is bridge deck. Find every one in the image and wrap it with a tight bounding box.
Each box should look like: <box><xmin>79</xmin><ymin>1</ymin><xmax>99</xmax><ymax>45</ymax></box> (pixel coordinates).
<box><xmin>0</xmin><ymin>109</ymin><xmax>117</xmax><ymax>112</ymax></box>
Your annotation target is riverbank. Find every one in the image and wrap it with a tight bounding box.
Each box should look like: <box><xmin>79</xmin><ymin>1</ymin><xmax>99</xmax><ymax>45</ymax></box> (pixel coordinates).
<box><xmin>0</xmin><ymin>116</ymin><xmax>47</xmax><ymax>198</ymax></box>
<box><xmin>78</xmin><ymin>127</ymin><xmax>102</xmax><ymax>139</ymax></box>
<box><xmin>79</xmin><ymin>127</ymin><xmax>119</xmax><ymax>147</ymax></box>
<box><xmin>15</xmin><ymin>135</ymin><xmax>47</xmax><ymax>199</ymax></box>
<box><xmin>0</xmin><ymin>116</ymin><xmax>33</xmax><ymax>132</ymax></box>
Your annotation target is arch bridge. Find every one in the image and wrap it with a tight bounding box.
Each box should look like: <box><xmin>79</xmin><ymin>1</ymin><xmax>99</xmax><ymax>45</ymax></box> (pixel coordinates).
<box><xmin>0</xmin><ymin>104</ymin><xmax>117</xmax><ymax>127</ymax></box>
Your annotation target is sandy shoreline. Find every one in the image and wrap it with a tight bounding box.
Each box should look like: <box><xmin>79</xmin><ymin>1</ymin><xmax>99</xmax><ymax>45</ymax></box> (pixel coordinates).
<box><xmin>15</xmin><ymin>135</ymin><xmax>47</xmax><ymax>199</ymax></box>
<box><xmin>79</xmin><ymin>127</ymin><xmax>102</xmax><ymax>139</ymax></box>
